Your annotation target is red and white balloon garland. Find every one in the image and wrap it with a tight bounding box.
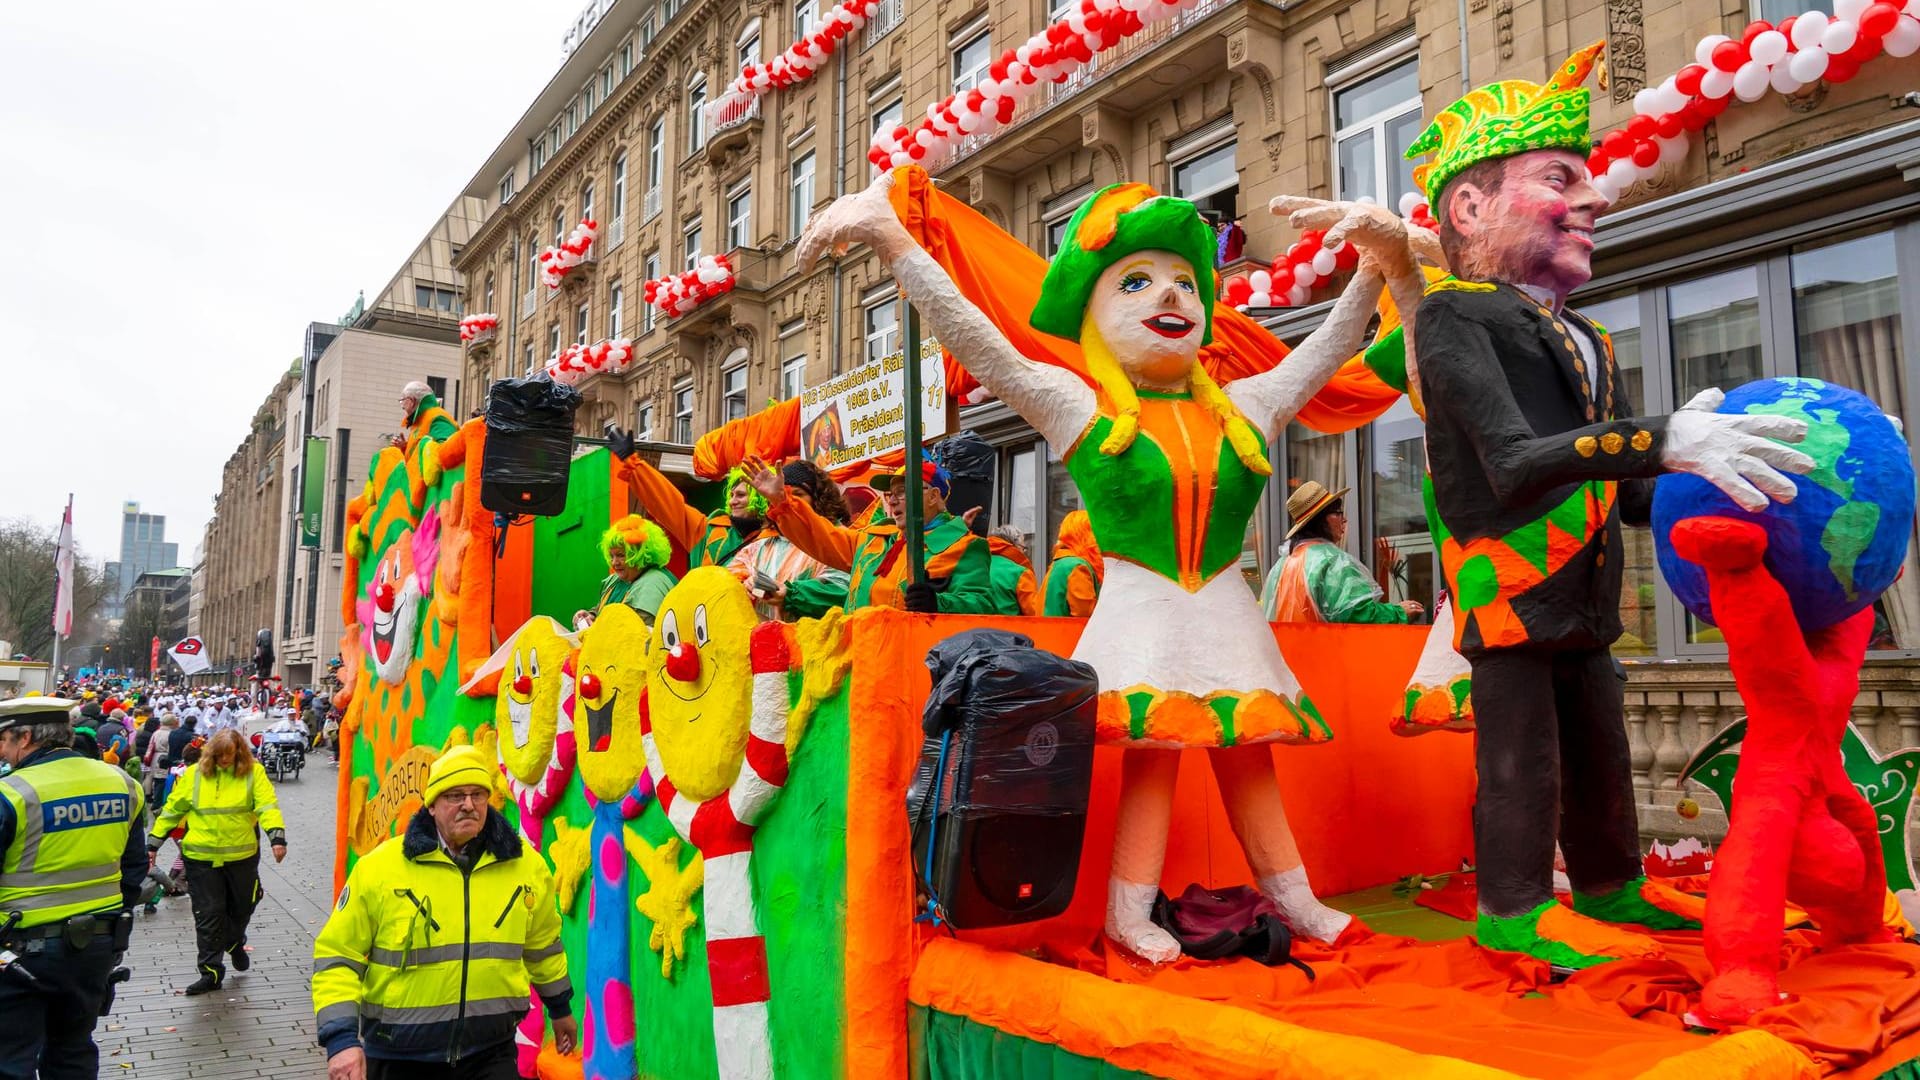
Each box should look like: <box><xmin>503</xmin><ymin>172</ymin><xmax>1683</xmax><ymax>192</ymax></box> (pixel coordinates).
<box><xmin>1222</xmin><ymin>197</ymin><xmax>1438</xmax><ymax>310</ymax></box>
<box><xmin>459</xmin><ymin>313</ymin><xmax>500</xmax><ymax>341</ymax></box>
<box><xmin>642</xmin><ymin>254</ymin><xmax>737</xmax><ymax>319</ymax></box>
<box><xmin>711</xmin><ymin>0</ymin><xmax>882</xmax><ymax>125</ymax></box>
<box><xmin>865</xmin><ymin>0</ymin><xmax>1210</xmax><ymax>173</ymax></box>
<box><xmin>1585</xmin><ymin>0</ymin><xmax>1920</xmax><ymax>201</ymax></box>
<box><xmin>546</xmin><ymin>338</ymin><xmax>636</xmax><ymax>386</ymax></box>
<box><xmin>539</xmin><ymin>219</ymin><xmax>600</xmax><ymax>290</ymax></box>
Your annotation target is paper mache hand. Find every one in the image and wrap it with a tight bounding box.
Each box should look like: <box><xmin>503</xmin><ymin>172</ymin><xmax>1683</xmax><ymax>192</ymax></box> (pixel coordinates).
<box><xmin>798</xmin><ymin>170</ymin><xmax>915</xmax><ymax>270</ymax></box>
<box><xmin>1269</xmin><ymin>195</ymin><xmax>1442</xmax><ymax>278</ymax></box>
<box><xmin>1661</xmin><ymin>388</ymin><xmax>1816</xmax><ymax>512</ymax></box>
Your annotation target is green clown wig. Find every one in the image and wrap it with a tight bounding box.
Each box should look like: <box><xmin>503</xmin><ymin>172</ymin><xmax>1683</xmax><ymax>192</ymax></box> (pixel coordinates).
<box><xmin>600</xmin><ymin>514</ymin><xmax>672</xmax><ymax>571</ymax></box>
<box><xmin>724</xmin><ymin>466</ymin><xmax>771</xmax><ymax>519</ymax></box>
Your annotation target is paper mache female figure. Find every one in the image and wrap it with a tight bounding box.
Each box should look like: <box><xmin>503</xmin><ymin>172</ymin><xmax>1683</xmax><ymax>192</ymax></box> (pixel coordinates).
<box><xmin>798</xmin><ymin>171</ymin><xmax>1432</xmax><ymax>959</ymax></box>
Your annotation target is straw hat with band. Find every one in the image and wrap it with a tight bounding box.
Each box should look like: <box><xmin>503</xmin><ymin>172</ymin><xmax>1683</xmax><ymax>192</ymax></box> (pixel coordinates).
<box><xmin>870</xmin><ymin>460</ymin><xmax>951</xmax><ymax>498</ymax></box>
<box><xmin>1284</xmin><ymin>481</ymin><xmax>1351</xmax><ymax>540</ymax></box>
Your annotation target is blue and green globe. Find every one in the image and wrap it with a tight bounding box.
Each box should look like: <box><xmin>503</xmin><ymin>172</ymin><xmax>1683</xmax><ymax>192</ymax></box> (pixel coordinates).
<box><xmin>1653</xmin><ymin>377</ymin><xmax>1914</xmax><ymax>631</ymax></box>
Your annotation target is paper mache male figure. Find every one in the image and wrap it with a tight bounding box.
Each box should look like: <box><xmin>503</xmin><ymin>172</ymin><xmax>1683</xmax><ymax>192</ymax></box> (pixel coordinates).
<box><xmin>1408</xmin><ymin>42</ymin><xmax>1817</xmax><ymax>968</ymax></box>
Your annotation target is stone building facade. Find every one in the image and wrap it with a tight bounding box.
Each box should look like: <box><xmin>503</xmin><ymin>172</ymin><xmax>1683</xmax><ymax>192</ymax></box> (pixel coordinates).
<box><xmin>200</xmin><ymin>365</ymin><xmax>300</xmax><ymax>679</ymax></box>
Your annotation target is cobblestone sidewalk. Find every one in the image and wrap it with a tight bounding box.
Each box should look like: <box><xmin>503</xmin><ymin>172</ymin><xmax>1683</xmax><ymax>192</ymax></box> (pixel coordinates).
<box><xmin>97</xmin><ymin>756</ymin><xmax>342</xmax><ymax>1078</ymax></box>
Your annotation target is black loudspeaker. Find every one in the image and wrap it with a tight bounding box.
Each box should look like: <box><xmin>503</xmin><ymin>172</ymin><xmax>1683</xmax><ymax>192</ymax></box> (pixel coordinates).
<box><xmin>910</xmin><ymin>629</ymin><xmax>1097</xmax><ymax>928</ymax></box>
<box><xmin>482</xmin><ymin>377</ymin><xmax>582</xmax><ymax>517</ymax></box>
<box><xmin>934</xmin><ymin>430</ymin><xmax>997</xmax><ymax>537</ymax></box>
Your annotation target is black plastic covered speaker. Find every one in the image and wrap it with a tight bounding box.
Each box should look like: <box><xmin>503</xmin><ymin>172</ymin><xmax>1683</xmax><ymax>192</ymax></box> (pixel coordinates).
<box><xmin>910</xmin><ymin>629</ymin><xmax>1097</xmax><ymax>928</ymax></box>
<box><xmin>481</xmin><ymin>377</ymin><xmax>581</xmax><ymax>517</ymax></box>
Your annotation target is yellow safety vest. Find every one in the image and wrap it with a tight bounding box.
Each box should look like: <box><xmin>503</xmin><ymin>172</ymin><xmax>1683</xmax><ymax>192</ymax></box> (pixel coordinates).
<box><xmin>312</xmin><ymin>814</ymin><xmax>568</xmax><ymax>1063</ymax></box>
<box><xmin>0</xmin><ymin>752</ymin><xmax>144</xmax><ymax>928</ymax></box>
<box><xmin>149</xmin><ymin>762</ymin><xmax>285</xmax><ymax>866</ymax></box>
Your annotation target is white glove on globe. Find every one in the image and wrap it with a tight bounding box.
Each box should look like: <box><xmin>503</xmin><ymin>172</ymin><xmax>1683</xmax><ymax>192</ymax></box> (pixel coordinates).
<box><xmin>1661</xmin><ymin>388</ymin><xmax>1816</xmax><ymax>511</ymax></box>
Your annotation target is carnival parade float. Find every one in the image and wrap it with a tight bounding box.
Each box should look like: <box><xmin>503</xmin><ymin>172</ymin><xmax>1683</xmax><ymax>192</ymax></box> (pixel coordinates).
<box><xmin>329</xmin><ymin>35</ymin><xmax>1920</xmax><ymax>1077</ymax></box>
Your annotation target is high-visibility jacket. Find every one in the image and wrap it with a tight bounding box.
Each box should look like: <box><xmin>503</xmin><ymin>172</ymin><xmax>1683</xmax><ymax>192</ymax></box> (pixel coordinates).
<box><xmin>312</xmin><ymin>809</ymin><xmax>570</xmax><ymax>1064</ymax></box>
<box><xmin>149</xmin><ymin>762</ymin><xmax>286</xmax><ymax>866</ymax></box>
<box><xmin>0</xmin><ymin>749</ymin><xmax>145</xmax><ymax>927</ymax></box>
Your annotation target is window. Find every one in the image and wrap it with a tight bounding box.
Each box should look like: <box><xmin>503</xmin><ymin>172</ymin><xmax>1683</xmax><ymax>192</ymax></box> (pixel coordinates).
<box><xmin>673</xmin><ymin>382</ymin><xmax>694</xmax><ymax>442</ymax></box>
<box><xmin>871</xmin><ymin>97</ymin><xmax>903</xmax><ymax>147</ymax></box>
<box><xmin>499</xmin><ymin>169</ymin><xmax>517</xmax><ymax>204</ymax></box>
<box><xmin>794</xmin><ymin>0</ymin><xmax>818</xmax><ymax>38</ymax></box>
<box><xmin>611</xmin><ymin>153</ymin><xmax>628</xmax><ymax>241</ymax></box>
<box><xmin>524</xmin><ymin>232</ymin><xmax>540</xmax><ymax>311</ymax></box>
<box><xmin>619</xmin><ymin>36</ymin><xmax>634</xmax><ymax>76</ymax></box>
<box><xmin>584</xmin><ymin>80</ymin><xmax>598</xmax><ymax>117</ymax></box>
<box><xmin>1170</xmin><ymin>134</ymin><xmax>1238</xmax><ymax>232</ymax></box>
<box><xmin>415</xmin><ymin>284</ymin><xmax>433</xmax><ymax>308</ymax></box>
<box><xmin>1041</xmin><ymin>187</ymin><xmax>1090</xmax><ymax>257</ymax></box>
<box><xmin>727</xmin><ymin>183</ymin><xmax>753</xmax><ymax>250</ymax></box>
<box><xmin>688</xmin><ymin>76</ymin><xmax>708</xmax><ymax>153</ymax></box>
<box><xmin>575</xmin><ymin>301</ymin><xmax>590</xmax><ymax>345</ymax></box>
<box><xmin>723</xmin><ymin>364</ymin><xmax>749</xmax><ymax>422</ymax></box>
<box><xmin>1754</xmin><ymin>0</ymin><xmax>1824</xmax><ymax>22</ymax></box>
<box><xmin>581</xmin><ymin>182</ymin><xmax>595</xmax><ymax>228</ymax></box>
<box><xmin>642</xmin><ymin>252</ymin><xmax>660</xmax><ymax>332</ymax></box>
<box><xmin>546</xmin><ymin>324</ymin><xmax>561</xmax><ymax>361</ymax></box>
<box><xmin>648</xmin><ymin>119</ymin><xmax>665</xmax><ymax>191</ymax></box>
<box><xmin>636</xmin><ymin>401</ymin><xmax>655</xmax><ymax>440</ymax></box>
<box><xmin>608</xmin><ymin>281</ymin><xmax>624</xmax><ymax>340</ymax></box>
<box><xmin>553</xmin><ymin>209</ymin><xmax>567</xmax><ymax>248</ymax></box>
<box><xmin>415</xmin><ymin>285</ymin><xmax>455</xmax><ymax>310</ymax></box>
<box><xmin>790</xmin><ymin>151</ymin><xmax>816</xmax><ymax>236</ymax></box>
<box><xmin>1581</xmin><ymin>292</ymin><xmax>1654</xmax><ymax>653</ymax></box>
<box><xmin>484</xmin><ymin>274</ymin><xmax>495</xmax><ymax>313</ymax></box>
<box><xmin>781</xmin><ymin>320</ymin><xmax>808</xmax><ymax>397</ymax></box>
<box><xmin>1331</xmin><ymin>51</ymin><xmax>1422</xmax><ymax>209</ymax></box>
<box><xmin>951</xmin><ymin>24</ymin><xmax>992</xmax><ymax>94</ymax></box>
<box><xmin>738</xmin><ymin>19</ymin><xmax>762</xmax><ymax>69</ymax></box>
<box><xmin>524</xmin><ymin>344</ymin><xmax>536</xmax><ymax>375</ymax></box>
<box><xmin>683</xmin><ymin>219</ymin><xmax>703</xmax><ymax>271</ymax></box>
<box><xmin>864</xmin><ymin>290</ymin><xmax>899</xmax><ymax>365</ymax></box>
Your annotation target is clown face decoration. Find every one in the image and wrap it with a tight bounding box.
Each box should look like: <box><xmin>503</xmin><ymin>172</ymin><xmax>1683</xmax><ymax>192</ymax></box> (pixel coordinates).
<box><xmin>359</xmin><ymin>511</ymin><xmax>440</xmax><ymax>686</ymax></box>
<box><xmin>574</xmin><ymin>603</ymin><xmax>651</xmax><ymax>801</ymax></box>
<box><xmin>1085</xmin><ymin>250</ymin><xmax>1206</xmax><ymax>388</ymax></box>
<box><xmin>492</xmin><ymin>617</ymin><xmax>573</xmax><ymax>786</ymax></box>
<box><xmin>645</xmin><ymin>567</ymin><xmax>759</xmax><ymax>802</ymax></box>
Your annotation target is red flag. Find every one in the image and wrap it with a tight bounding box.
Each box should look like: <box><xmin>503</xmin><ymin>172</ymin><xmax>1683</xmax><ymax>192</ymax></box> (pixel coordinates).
<box><xmin>149</xmin><ymin>637</ymin><xmax>161</xmax><ymax>676</ymax></box>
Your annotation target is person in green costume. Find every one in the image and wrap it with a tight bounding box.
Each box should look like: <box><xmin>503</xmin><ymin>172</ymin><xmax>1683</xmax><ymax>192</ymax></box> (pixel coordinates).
<box><xmin>1042</xmin><ymin>510</ymin><xmax>1103</xmax><ymax>617</ymax></box>
<box><xmin>573</xmin><ymin>514</ymin><xmax>676</xmax><ymax>631</ymax></box>
<box><xmin>798</xmin><ymin>169</ymin><xmax>1431</xmax><ymax>960</ymax></box>
<box><xmin>1262</xmin><ymin>481</ymin><xmax>1423</xmax><ymax>624</ymax></box>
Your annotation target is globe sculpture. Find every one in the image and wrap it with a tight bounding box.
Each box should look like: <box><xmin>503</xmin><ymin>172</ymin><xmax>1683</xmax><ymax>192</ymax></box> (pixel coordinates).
<box><xmin>1652</xmin><ymin>377</ymin><xmax>1915</xmax><ymax>631</ymax></box>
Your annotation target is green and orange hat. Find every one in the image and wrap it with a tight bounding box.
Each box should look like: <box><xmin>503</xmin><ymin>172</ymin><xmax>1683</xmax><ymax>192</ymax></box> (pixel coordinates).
<box><xmin>1406</xmin><ymin>41</ymin><xmax>1606</xmax><ymax>207</ymax></box>
<box><xmin>1029</xmin><ymin>183</ymin><xmax>1220</xmax><ymax>345</ymax></box>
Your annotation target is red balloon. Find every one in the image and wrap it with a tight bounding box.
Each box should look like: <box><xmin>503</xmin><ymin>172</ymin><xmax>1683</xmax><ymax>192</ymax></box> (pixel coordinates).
<box><xmin>1674</xmin><ymin>63</ymin><xmax>1707</xmax><ymax>96</ymax></box>
<box><xmin>1335</xmin><ymin>243</ymin><xmax>1361</xmax><ymax>270</ymax></box>
<box><xmin>1223</xmin><ymin>277</ymin><xmax>1252</xmax><ymax>305</ymax></box>
<box><xmin>1697</xmin><ymin>94</ymin><xmax>1731</xmax><ymax>118</ymax></box>
<box><xmin>1270</xmin><ymin>267</ymin><xmax>1294</xmax><ymax>292</ymax></box>
<box><xmin>1587</xmin><ymin>149</ymin><xmax>1610</xmax><ymax>176</ymax></box>
<box><xmin>1741</xmin><ymin>19</ymin><xmax>1773</xmax><ymax>44</ymax></box>
<box><xmin>1778</xmin><ymin>15</ymin><xmax>1797</xmax><ymax>40</ymax></box>
<box><xmin>1626</xmin><ymin>114</ymin><xmax>1657</xmax><ymax>141</ymax></box>
<box><xmin>1710</xmin><ymin>39</ymin><xmax>1747</xmax><ymax>72</ymax></box>
<box><xmin>907</xmin><ymin>142</ymin><xmax>927</xmax><ymax>159</ymax></box>
<box><xmin>1861</xmin><ymin>2</ymin><xmax>1901</xmax><ymax>37</ymax></box>
<box><xmin>1602</xmin><ymin>129</ymin><xmax>1634</xmax><ymax>158</ymax></box>
<box><xmin>1631</xmin><ymin>140</ymin><xmax>1661</xmax><ymax>168</ymax></box>
<box><xmin>1843</xmin><ymin>32</ymin><xmax>1884</xmax><ymax>62</ymax></box>
<box><xmin>997</xmin><ymin>100</ymin><xmax>1016</xmax><ymax>122</ymax></box>
<box><xmin>1656</xmin><ymin>112</ymin><xmax>1684</xmax><ymax>139</ymax></box>
<box><xmin>1825</xmin><ymin>55</ymin><xmax>1861</xmax><ymax>82</ymax></box>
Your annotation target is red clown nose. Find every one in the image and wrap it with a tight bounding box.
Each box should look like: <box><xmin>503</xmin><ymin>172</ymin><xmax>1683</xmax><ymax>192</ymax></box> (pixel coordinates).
<box><xmin>578</xmin><ymin>673</ymin><xmax>602</xmax><ymax>701</ymax></box>
<box><xmin>377</xmin><ymin>582</ymin><xmax>396</xmax><ymax>612</ymax></box>
<box><xmin>512</xmin><ymin>674</ymin><xmax>533</xmax><ymax>696</ymax></box>
<box><xmin>665</xmin><ymin>642</ymin><xmax>701</xmax><ymax>683</ymax></box>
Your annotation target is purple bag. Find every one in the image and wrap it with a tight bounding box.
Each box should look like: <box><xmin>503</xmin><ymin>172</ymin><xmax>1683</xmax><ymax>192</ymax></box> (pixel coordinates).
<box><xmin>1150</xmin><ymin>884</ymin><xmax>1315</xmax><ymax>977</ymax></box>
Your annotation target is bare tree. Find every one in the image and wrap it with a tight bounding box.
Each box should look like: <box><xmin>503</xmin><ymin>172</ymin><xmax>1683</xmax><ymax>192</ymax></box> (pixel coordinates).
<box><xmin>0</xmin><ymin>516</ymin><xmax>109</xmax><ymax>661</ymax></box>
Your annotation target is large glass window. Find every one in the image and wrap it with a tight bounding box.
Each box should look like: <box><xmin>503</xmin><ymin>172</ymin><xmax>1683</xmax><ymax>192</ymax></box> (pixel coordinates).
<box><xmin>684</xmin><ymin>219</ymin><xmax>703</xmax><ymax>271</ymax></box>
<box><xmin>642</xmin><ymin>252</ymin><xmax>660</xmax><ymax>332</ymax></box>
<box><xmin>871</xmin><ymin>97</ymin><xmax>903</xmax><ymax>148</ymax></box>
<box><xmin>611</xmin><ymin>154</ymin><xmax>627</xmax><ymax>224</ymax></box>
<box><xmin>951</xmin><ymin>28</ymin><xmax>992</xmax><ymax>94</ymax></box>
<box><xmin>723</xmin><ymin>365</ymin><xmax>748</xmax><ymax>422</ymax></box>
<box><xmin>1584</xmin><ymin>292</ymin><xmax>1655</xmax><ymax>654</ymax></box>
<box><xmin>673</xmin><ymin>383</ymin><xmax>694</xmax><ymax>442</ymax></box>
<box><xmin>791</xmin><ymin>152</ymin><xmax>816</xmax><ymax>237</ymax></box>
<box><xmin>1369</xmin><ymin>397</ymin><xmax>1432</xmax><ymax>608</ymax></box>
<box><xmin>864</xmin><ymin>292</ymin><xmax>898</xmax><ymax>365</ymax></box>
<box><xmin>688</xmin><ymin>77</ymin><xmax>708</xmax><ymax>153</ymax></box>
<box><xmin>647</xmin><ymin>120</ymin><xmax>665</xmax><ymax>191</ymax></box>
<box><xmin>1668</xmin><ymin>266</ymin><xmax>1764</xmax><ymax>401</ymax></box>
<box><xmin>1332</xmin><ymin>54</ymin><xmax>1422</xmax><ymax>209</ymax></box>
<box><xmin>1171</xmin><ymin>141</ymin><xmax>1237</xmax><ymax>230</ymax></box>
<box><xmin>608</xmin><ymin>281</ymin><xmax>624</xmax><ymax>340</ymax></box>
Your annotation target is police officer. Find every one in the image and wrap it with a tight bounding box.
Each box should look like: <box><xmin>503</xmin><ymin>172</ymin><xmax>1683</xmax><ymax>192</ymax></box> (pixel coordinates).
<box><xmin>0</xmin><ymin>696</ymin><xmax>145</xmax><ymax>1079</ymax></box>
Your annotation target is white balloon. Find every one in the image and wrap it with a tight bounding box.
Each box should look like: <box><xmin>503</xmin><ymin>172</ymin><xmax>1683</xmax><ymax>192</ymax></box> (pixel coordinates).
<box><xmin>1907</xmin><ymin>0</ymin><xmax>1920</xmax><ymax>18</ymax></box>
<box><xmin>1694</xmin><ymin>34</ymin><xmax>1732</xmax><ymax>65</ymax></box>
<box><xmin>1836</xmin><ymin>0</ymin><xmax>1871</xmax><ymax>21</ymax></box>
<box><xmin>1293</xmin><ymin>264</ymin><xmax>1318</xmax><ymax>289</ymax></box>
<box><xmin>1247</xmin><ymin>291</ymin><xmax>1272</xmax><ymax>308</ymax></box>
<box><xmin>891</xmin><ymin>151</ymin><xmax>914</xmax><ymax>168</ymax></box>
<box><xmin>1787</xmin><ymin>44</ymin><xmax>1830</xmax><ymax>81</ymax></box>
<box><xmin>1821</xmin><ymin>18</ymin><xmax>1858</xmax><ymax>53</ymax></box>
<box><xmin>1312</xmin><ymin>249</ymin><xmax>1338</xmax><ymax>275</ymax></box>
<box><xmin>1769</xmin><ymin>61</ymin><xmax>1806</xmax><ymax>93</ymax></box>
<box><xmin>1656</xmin><ymin>81</ymin><xmax>1690</xmax><ymax>114</ymax></box>
<box><xmin>1288</xmin><ymin>282</ymin><xmax>1312</xmax><ymax>306</ymax></box>
<box><xmin>1732</xmin><ymin>59</ymin><xmax>1771</xmax><ymax>100</ymax></box>
<box><xmin>957</xmin><ymin>111</ymin><xmax>981</xmax><ymax>133</ymax></box>
<box><xmin>1748</xmin><ymin>29</ymin><xmax>1790</xmax><ymax>65</ymax></box>
<box><xmin>1791</xmin><ymin>9</ymin><xmax>1829</xmax><ymax>48</ymax></box>
<box><xmin>1249</xmin><ymin>269</ymin><xmax>1272</xmax><ymax>292</ymax></box>
<box><xmin>914</xmin><ymin>127</ymin><xmax>935</xmax><ymax>146</ymax></box>
<box><xmin>1699</xmin><ymin>65</ymin><xmax>1737</xmax><ymax>98</ymax></box>
<box><xmin>1634</xmin><ymin>87</ymin><xmax>1661</xmax><ymax>115</ymax></box>
<box><xmin>1607</xmin><ymin>157</ymin><xmax>1640</xmax><ymax>188</ymax></box>
<box><xmin>1398</xmin><ymin>191</ymin><xmax>1424</xmax><ymax>217</ymax></box>
<box><xmin>1655</xmin><ymin>134</ymin><xmax>1690</xmax><ymax>163</ymax></box>
<box><xmin>1886</xmin><ymin>14</ymin><xmax>1920</xmax><ymax>55</ymax></box>
<box><xmin>1591</xmin><ymin>174</ymin><xmax>1621</xmax><ymax>204</ymax></box>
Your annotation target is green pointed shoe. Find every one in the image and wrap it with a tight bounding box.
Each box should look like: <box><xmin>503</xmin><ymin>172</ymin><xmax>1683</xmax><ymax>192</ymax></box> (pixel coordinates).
<box><xmin>1477</xmin><ymin>899</ymin><xmax>1665</xmax><ymax>970</ymax></box>
<box><xmin>1572</xmin><ymin>875</ymin><xmax>1703</xmax><ymax>931</ymax></box>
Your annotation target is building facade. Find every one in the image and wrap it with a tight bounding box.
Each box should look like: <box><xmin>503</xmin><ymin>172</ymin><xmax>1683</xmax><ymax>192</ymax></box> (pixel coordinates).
<box><xmin>200</xmin><ymin>365</ymin><xmax>300</xmax><ymax>680</ymax></box>
<box><xmin>451</xmin><ymin>0</ymin><xmax>1920</xmax><ymax>834</ymax></box>
<box><xmin>105</xmin><ymin>502</ymin><xmax>179</xmax><ymax>622</ymax></box>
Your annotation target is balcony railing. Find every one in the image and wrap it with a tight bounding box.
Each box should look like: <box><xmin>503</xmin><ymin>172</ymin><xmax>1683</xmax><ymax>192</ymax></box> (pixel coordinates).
<box><xmin>933</xmin><ymin>0</ymin><xmax>1227</xmax><ymax>172</ymax></box>
<box><xmin>607</xmin><ymin>217</ymin><xmax>626</xmax><ymax>250</ymax></box>
<box><xmin>643</xmin><ymin>187</ymin><xmax>662</xmax><ymax>223</ymax></box>
<box><xmin>711</xmin><ymin>94</ymin><xmax>761</xmax><ymax>135</ymax></box>
<box><xmin>864</xmin><ymin>0</ymin><xmax>903</xmax><ymax>49</ymax></box>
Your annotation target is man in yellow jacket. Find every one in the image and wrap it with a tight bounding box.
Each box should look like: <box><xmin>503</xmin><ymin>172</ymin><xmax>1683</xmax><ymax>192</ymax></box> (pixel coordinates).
<box><xmin>312</xmin><ymin>746</ymin><xmax>575</xmax><ymax>1080</ymax></box>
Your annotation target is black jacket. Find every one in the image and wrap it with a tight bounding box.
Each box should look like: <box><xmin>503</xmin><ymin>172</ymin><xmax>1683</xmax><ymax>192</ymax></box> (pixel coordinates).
<box><xmin>1415</xmin><ymin>281</ymin><xmax>1664</xmax><ymax>655</ymax></box>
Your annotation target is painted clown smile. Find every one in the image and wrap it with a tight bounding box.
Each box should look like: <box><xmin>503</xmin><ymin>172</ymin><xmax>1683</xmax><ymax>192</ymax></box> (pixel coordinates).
<box><xmin>585</xmin><ymin>688</ymin><xmax>619</xmax><ymax>752</ymax></box>
<box><xmin>371</xmin><ymin>605</ymin><xmax>399</xmax><ymax>664</ymax></box>
<box><xmin>1142</xmin><ymin>314</ymin><xmax>1195</xmax><ymax>339</ymax></box>
<box><xmin>507</xmin><ymin>698</ymin><xmax>531</xmax><ymax>748</ymax></box>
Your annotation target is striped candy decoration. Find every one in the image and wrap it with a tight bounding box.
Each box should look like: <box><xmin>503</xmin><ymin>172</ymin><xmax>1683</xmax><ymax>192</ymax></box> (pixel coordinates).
<box><xmin>502</xmin><ymin>655</ymin><xmax>581</xmax><ymax>1078</ymax></box>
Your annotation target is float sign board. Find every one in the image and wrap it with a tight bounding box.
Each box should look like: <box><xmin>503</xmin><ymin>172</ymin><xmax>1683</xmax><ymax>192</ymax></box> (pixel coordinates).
<box><xmin>799</xmin><ymin>338</ymin><xmax>949</xmax><ymax>470</ymax></box>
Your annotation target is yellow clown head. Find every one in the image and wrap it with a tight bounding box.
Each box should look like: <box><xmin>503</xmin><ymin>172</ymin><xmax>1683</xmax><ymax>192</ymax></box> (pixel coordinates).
<box><xmin>645</xmin><ymin>567</ymin><xmax>759</xmax><ymax>802</ymax></box>
<box><xmin>491</xmin><ymin>617</ymin><xmax>573</xmax><ymax>785</ymax></box>
<box><xmin>574</xmin><ymin>603</ymin><xmax>651</xmax><ymax>801</ymax></box>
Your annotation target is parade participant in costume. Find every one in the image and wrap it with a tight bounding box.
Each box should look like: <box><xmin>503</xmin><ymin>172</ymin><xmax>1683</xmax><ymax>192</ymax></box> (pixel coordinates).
<box><xmin>729</xmin><ymin>459</ymin><xmax>854</xmax><ymax>622</ymax></box>
<box><xmin>799</xmin><ymin>170</ymin><xmax>1432</xmax><ymax>957</ymax></box>
<box><xmin>603</xmin><ymin>429</ymin><xmax>771</xmax><ymax>567</ymax></box>
<box><xmin>986</xmin><ymin>524</ymin><xmax>1044</xmax><ymax>616</ymax></box>
<box><xmin>400</xmin><ymin>380</ymin><xmax>458</xmax><ymax>453</ymax></box>
<box><xmin>1264</xmin><ymin>481</ymin><xmax>1422</xmax><ymax>623</ymax></box>
<box><xmin>574</xmin><ymin>514</ymin><xmax>677</xmax><ymax>631</ymax></box>
<box><xmin>746</xmin><ymin>457</ymin><xmax>999</xmax><ymax>614</ymax></box>
<box><xmin>1043</xmin><ymin>510</ymin><xmax>1104</xmax><ymax>617</ymax></box>
<box><xmin>1408</xmin><ymin>42</ymin><xmax>1816</xmax><ymax>967</ymax></box>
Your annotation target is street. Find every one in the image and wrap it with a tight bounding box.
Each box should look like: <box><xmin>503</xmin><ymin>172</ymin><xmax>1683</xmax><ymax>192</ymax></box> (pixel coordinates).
<box><xmin>98</xmin><ymin>756</ymin><xmax>340</xmax><ymax>1078</ymax></box>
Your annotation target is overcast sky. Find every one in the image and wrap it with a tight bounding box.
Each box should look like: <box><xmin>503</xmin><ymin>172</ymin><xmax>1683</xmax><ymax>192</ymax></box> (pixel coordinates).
<box><xmin>0</xmin><ymin>1</ymin><xmax>574</xmax><ymax>564</ymax></box>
